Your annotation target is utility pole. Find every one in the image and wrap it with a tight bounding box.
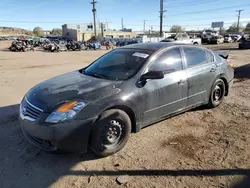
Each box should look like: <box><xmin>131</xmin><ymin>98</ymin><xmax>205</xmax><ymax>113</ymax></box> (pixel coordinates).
<box><xmin>236</xmin><ymin>9</ymin><xmax>244</xmax><ymax>33</ymax></box>
<box><xmin>101</xmin><ymin>23</ymin><xmax>104</xmax><ymax>37</ymax></box>
<box><xmin>143</xmin><ymin>20</ymin><xmax>146</xmax><ymax>33</ymax></box>
<box><xmin>91</xmin><ymin>0</ymin><xmax>97</xmax><ymax>37</ymax></box>
<box><xmin>121</xmin><ymin>18</ymin><xmax>124</xmax><ymax>30</ymax></box>
<box><xmin>159</xmin><ymin>0</ymin><xmax>166</xmax><ymax>37</ymax></box>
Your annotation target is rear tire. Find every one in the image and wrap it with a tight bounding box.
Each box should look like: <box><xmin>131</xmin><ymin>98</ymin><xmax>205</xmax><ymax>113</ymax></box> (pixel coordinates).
<box><xmin>90</xmin><ymin>109</ymin><xmax>131</xmax><ymax>157</ymax></box>
<box><xmin>208</xmin><ymin>79</ymin><xmax>226</xmax><ymax>108</ymax></box>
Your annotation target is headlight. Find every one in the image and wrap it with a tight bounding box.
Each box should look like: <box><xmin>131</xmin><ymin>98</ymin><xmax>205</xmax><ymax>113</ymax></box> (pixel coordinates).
<box><xmin>45</xmin><ymin>101</ymin><xmax>88</xmax><ymax>123</ymax></box>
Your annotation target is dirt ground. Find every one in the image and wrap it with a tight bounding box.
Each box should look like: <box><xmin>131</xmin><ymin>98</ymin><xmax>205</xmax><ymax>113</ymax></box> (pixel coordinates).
<box><xmin>0</xmin><ymin>41</ymin><xmax>250</xmax><ymax>188</ymax></box>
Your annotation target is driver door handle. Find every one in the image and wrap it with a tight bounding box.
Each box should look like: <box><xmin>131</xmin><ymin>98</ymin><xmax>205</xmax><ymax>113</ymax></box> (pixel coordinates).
<box><xmin>210</xmin><ymin>67</ymin><xmax>217</xmax><ymax>72</ymax></box>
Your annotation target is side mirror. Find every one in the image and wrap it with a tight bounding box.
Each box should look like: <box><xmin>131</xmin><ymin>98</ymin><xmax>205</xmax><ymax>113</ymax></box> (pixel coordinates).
<box><xmin>174</xmin><ymin>38</ymin><xmax>178</xmax><ymax>41</ymax></box>
<box><xmin>141</xmin><ymin>71</ymin><xmax>164</xmax><ymax>81</ymax></box>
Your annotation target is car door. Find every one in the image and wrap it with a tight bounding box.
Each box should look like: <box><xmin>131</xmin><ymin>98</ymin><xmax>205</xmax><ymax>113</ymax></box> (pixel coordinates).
<box><xmin>182</xmin><ymin>46</ymin><xmax>218</xmax><ymax>107</ymax></box>
<box><xmin>139</xmin><ymin>47</ymin><xmax>188</xmax><ymax>126</ymax></box>
<box><xmin>181</xmin><ymin>34</ymin><xmax>190</xmax><ymax>44</ymax></box>
<box><xmin>174</xmin><ymin>34</ymin><xmax>183</xmax><ymax>43</ymax></box>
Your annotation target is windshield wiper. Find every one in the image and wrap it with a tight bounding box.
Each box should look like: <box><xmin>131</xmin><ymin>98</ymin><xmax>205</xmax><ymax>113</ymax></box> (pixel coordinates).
<box><xmin>84</xmin><ymin>71</ymin><xmax>108</xmax><ymax>79</ymax></box>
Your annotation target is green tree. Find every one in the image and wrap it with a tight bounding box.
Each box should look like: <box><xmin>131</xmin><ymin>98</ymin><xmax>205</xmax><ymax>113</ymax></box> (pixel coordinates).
<box><xmin>24</xmin><ymin>31</ymin><xmax>33</xmax><ymax>36</ymax></box>
<box><xmin>244</xmin><ymin>22</ymin><xmax>250</xmax><ymax>34</ymax></box>
<box><xmin>227</xmin><ymin>23</ymin><xmax>244</xmax><ymax>33</ymax></box>
<box><xmin>170</xmin><ymin>25</ymin><xmax>184</xmax><ymax>33</ymax></box>
<box><xmin>51</xmin><ymin>28</ymin><xmax>62</xmax><ymax>35</ymax></box>
<box><xmin>219</xmin><ymin>27</ymin><xmax>226</xmax><ymax>35</ymax></box>
<box><xmin>33</xmin><ymin>27</ymin><xmax>44</xmax><ymax>36</ymax></box>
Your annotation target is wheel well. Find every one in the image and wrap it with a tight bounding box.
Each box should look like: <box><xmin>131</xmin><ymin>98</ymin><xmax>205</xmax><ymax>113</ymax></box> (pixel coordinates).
<box><xmin>107</xmin><ymin>105</ymin><xmax>137</xmax><ymax>133</ymax></box>
<box><xmin>220</xmin><ymin>77</ymin><xmax>229</xmax><ymax>96</ymax></box>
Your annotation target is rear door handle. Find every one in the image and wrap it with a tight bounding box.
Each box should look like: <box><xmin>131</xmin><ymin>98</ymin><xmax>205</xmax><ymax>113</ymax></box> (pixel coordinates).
<box><xmin>210</xmin><ymin>68</ymin><xmax>217</xmax><ymax>72</ymax></box>
<box><xmin>178</xmin><ymin>79</ymin><xmax>186</xmax><ymax>84</ymax></box>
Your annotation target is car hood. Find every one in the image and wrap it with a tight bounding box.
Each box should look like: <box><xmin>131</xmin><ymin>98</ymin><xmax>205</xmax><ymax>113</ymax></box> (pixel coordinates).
<box><xmin>26</xmin><ymin>71</ymin><xmax>121</xmax><ymax>112</ymax></box>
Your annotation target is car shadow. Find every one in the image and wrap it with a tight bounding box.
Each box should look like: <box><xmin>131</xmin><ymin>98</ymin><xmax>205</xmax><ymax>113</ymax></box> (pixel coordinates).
<box><xmin>234</xmin><ymin>63</ymin><xmax>250</xmax><ymax>80</ymax></box>
<box><xmin>0</xmin><ymin>48</ymin><xmax>13</xmax><ymax>52</ymax></box>
<box><xmin>216</xmin><ymin>47</ymin><xmax>242</xmax><ymax>51</ymax></box>
<box><xmin>191</xmin><ymin>105</ymin><xmax>209</xmax><ymax>112</ymax></box>
<box><xmin>0</xmin><ymin>104</ymin><xmax>20</xmax><ymax>125</ymax></box>
<box><xmin>230</xmin><ymin>176</ymin><xmax>250</xmax><ymax>188</ymax></box>
<box><xmin>66</xmin><ymin>168</ymin><xmax>250</xmax><ymax>176</ymax></box>
<box><xmin>1</xmin><ymin>104</ymin><xmax>250</xmax><ymax>187</ymax></box>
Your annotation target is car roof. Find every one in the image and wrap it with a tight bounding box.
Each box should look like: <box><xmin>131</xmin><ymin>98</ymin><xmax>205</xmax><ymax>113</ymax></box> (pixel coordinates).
<box><xmin>120</xmin><ymin>42</ymin><xmax>187</xmax><ymax>52</ymax></box>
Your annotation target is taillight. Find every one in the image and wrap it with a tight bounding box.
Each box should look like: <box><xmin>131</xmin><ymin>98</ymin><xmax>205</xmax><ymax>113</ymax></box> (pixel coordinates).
<box><xmin>226</xmin><ymin>59</ymin><xmax>233</xmax><ymax>68</ymax></box>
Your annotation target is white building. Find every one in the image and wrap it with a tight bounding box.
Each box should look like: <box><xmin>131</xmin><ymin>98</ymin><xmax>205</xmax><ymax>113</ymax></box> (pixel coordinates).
<box><xmin>62</xmin><ymin>23</ymin><xmax>136</xmax><ymax>41</ymax></box>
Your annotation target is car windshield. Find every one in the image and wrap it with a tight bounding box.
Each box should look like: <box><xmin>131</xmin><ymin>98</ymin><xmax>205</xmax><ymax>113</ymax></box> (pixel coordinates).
<box><xmin>167</xmin><ymin>35</ymin><xmax>176</xmax><ymax>39</ymax></box>
<box><xmin>84</xmin><ymin>49</ymin><xmax>152</xmax><ymax>80</ymax></box>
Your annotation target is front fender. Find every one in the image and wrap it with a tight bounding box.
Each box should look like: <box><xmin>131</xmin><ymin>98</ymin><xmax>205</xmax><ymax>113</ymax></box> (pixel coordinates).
<box><xmin>101</xmin><ymin>99</ymin><xmax>139</xmax><ymax>120</ymax></box>
<box><xmin>98</xmin><ymin>98</ymin><xmax>141</xmax><ymax>132</ymax></box>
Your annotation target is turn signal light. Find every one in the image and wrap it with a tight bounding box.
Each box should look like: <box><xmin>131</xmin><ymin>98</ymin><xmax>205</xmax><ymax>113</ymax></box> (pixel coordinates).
<box><xmin>56</xmin><ymin>101</ymin><xmax>78</xmax><ymax>112</ymax></box>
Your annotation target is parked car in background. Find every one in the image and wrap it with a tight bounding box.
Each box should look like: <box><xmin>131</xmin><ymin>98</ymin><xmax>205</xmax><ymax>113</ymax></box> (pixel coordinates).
<box><xmin>201</xmin><ymin>35</ymin><xmax>212</xmax><ymax>44</ymax></box>
<box><xmin>232</xmin><ymin>34</ymin><xmax>242</xmax><ymax>42</ymax></box>
<box><xmin>224</xmin><ymin>35</ymin><xmax>233</xmax><ymax>43</ymax></box>
<box><xmin>20</xmin><ymin>43</ymin><xmax>234</xmax><ymax>157</ymax></box>
<box><xmin>161</xmin><ymin>33</ymin><xmax>201</xmax><ymax>45</ymax></box>
<box><xmin>209</xmin><ymin>35</ymin><xmax>224</xmax><ymax>44</ymax></box>
<box><xmin>239</xmin><ymin>35</ymin><xmax>250</xmax><ymax>49</ymax></box>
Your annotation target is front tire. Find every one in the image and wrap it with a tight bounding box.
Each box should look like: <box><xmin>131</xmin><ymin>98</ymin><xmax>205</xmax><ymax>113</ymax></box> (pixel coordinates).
<box><xmin>90</xmin><ymin>109</ymin><xmax>131</xmax><ymax>157</ymax></box>
<box><xmin>208</xmin><ymin>79</ymin><xmax>226</xmax><ymax>108</ymax></box>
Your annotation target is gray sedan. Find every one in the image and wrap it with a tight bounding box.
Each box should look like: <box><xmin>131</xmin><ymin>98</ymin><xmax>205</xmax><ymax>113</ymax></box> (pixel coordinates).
<box><xmin>19</xmin><ymin>43</ymin><xmax>234</xmax><ymax>156</ymax></box>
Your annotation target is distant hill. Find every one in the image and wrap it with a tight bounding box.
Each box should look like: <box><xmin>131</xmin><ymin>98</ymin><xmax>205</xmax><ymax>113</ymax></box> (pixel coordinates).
<box><xmin>0</xmin><ymin>26</ymin><xmax>33</xmax><ymax>35</ymax></box>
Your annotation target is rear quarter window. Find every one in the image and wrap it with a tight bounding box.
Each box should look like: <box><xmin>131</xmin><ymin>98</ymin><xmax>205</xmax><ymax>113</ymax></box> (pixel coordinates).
<box><xmin>206</xmin><ymin>50</ymin><xmax>215</xmax><ymax>63</ymax></box>
<box><xmin>214</xmin><ymin>53</ymin><xmax>222</xmax><ymax>63</ymax></box>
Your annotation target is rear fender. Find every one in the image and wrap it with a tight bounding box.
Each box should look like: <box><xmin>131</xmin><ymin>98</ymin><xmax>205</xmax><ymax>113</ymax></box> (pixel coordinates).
<box><xmin>214</xmin><ymin>74</ymin><xmax>229</xmax><ymax>96</ymax></box>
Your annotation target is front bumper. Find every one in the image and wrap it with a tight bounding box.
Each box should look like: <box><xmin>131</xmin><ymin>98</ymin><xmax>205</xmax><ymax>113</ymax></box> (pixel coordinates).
<box><xmin>20</xmin><ymin>113</ymin><xmax>97</xmax><ymax>152</ymax></box>
<box><xmin>226</xmin><ymin>79</ymin><xmax>234</xmax><ymax>96</ymax></box>
<box><xmin>228</xmin><ymin>79</ymin><xmax>233</xmax><ymax>89</ymax></box>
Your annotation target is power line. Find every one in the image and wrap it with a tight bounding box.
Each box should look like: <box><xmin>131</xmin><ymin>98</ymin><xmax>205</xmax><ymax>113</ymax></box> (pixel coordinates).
<box><xmin>168</xmin><ymin>3</ymin><xmax>250</xmax><ymax>15</ymax></box>
<box><xmin>167</xmin><ymin>0</ymin><xmax>218</xmax><ymax>8</ymax></box>
<box><xmin>0</xmin><ymin>20</ymin><xmax>73</xmax><ymax>23</ymax></box>
<box><xmin>1</xmin><ymin>2</ymin><xmax>50</xmax><ymax>14</ymax></box>
<box><xmin>236</xmin><ymin>9</ymin><xmax>244</xmax><ymax>33</ymax></box>
<box><xmin>169</xmin><ymin>12</ymin><xmax>250</xmax><ymax>21</ymax></box>
<box><xmin>161</xmin><ymin>20</ymin><xmax>250</xmax><ymax>27</ymax></box>
<box><xmin>1</xmin><ymin>18</ymin><xmax>249</xmax><ymax>27</ymax></box>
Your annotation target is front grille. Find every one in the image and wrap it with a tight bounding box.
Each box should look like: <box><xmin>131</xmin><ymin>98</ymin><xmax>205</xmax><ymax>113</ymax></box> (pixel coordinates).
<box><xmin>21</xmin><ymin>98</ymin><xmax>43</xmax><ymax>120</ymax></box>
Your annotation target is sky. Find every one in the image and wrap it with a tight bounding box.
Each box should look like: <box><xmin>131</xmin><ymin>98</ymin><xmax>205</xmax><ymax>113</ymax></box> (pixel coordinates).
<box><xmin>0</xmin><ymin>0</ymin><xmax>250</xmax><ymax>31</ymax></box>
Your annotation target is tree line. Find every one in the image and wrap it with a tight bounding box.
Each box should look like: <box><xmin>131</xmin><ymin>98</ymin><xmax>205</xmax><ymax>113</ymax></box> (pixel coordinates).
<box><xmin>33</xmin><ymin>27</ymin><xmax>62</xmax><ymax>36</ymax></box>
<box><xmin>170</xmin><ymin>22</ymin><xmax>250</xmax><ymax>34</ymax></box>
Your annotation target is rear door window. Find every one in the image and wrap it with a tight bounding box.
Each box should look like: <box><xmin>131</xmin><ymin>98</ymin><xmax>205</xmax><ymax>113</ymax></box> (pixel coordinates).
<box><xmin>183</xmin><ymin>47</ymin><xmax>207</xmax><ymax>68</ymax></box>
<box><xmin>149</xmin><ymin>47</ymin><xmax>183</xmax><ymax>74</ymax></box>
